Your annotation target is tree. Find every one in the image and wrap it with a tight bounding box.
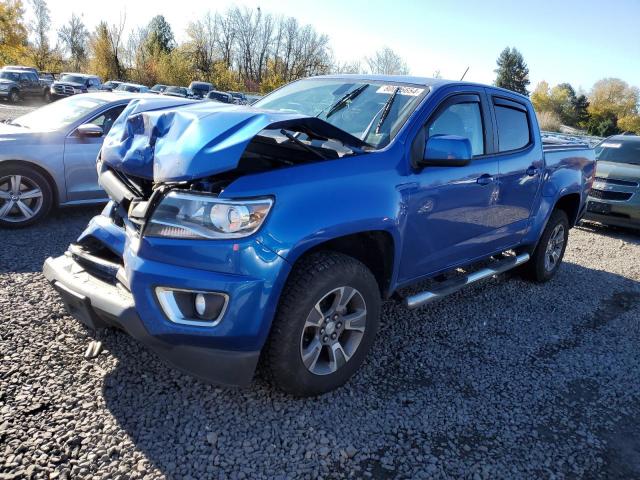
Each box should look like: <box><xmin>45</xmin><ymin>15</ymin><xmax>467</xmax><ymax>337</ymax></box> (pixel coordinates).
<box><xmin>531</xmin><ymin>81</ymin><xmax>553</xmax><ymax>113</ymax></box>
<box><xmin>618</xmin><ymin>115</ymin><xmax>640</xmax><ymax>134</ymax></box>
<box><xmin>494</xmin><ymin>47</ymin><xmax>530</xmax><ymax>95</ymax></box>
<box><xmin>145</xmin><ymin>15</ymin><xmax>174</xmax><ymax>54</ymax></box>
<box><xmin>89</xmin><ymin>15</ymin><xmax>126</xmax><ymax>80</ymax></box>
<box><xmin>366</xmin><ymin>47</ymin><xmax>409</xmax><ymax>75</ymax></box>
<box><xmin>27</xmin><ymin>0</ymin><xmax>56</xmax><ymax>70</ymax></box>
<box><xmin>0</xmin><ymin>0</ymin><xmax>28</xmax><ymax>65</ymax></box>
<box><xmin>587</xmin><ymin>78</ymin><xmax>640</xmax><ymax>136</ymax></box>
<box><xmin>58</xmin><ymin>13</ymin><xmax>89</xmax><ymax>71</ymax></box>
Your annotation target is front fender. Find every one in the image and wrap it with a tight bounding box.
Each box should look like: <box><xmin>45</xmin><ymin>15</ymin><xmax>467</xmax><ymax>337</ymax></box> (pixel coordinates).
<box><xmin>222</xmin><ymin>149</ymin><xmax>405</xmax><ymax>284</ymax></box>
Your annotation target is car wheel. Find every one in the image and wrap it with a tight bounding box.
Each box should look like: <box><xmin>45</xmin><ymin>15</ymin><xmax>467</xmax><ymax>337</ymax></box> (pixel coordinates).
<box><xmin>43</xmin><ymin>90</ymin><xmax>51</xmax><ymax>102</ymax></box>
<box><xmin>263</xmin><ymin>251</ymin><xmax>381</xmax><ymax>396</ymax></box>
<box><xmin>520</xmin><ymin>209</ymin><xmax>569</xmax><ymax>282</ymax></box>
<box><xmin>0</xmin><ymin>165</ymin><xmax>53</xmax><ymax>228</ymax></box>
<box><xmin>9</xmin><ymin>89</ymin><xmax>19</xmax><ymax>103</ymax></box>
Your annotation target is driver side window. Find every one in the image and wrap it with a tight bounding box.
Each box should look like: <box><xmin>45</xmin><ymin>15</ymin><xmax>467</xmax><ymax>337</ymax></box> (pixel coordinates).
<box><xmin>89</xmin><ymin>105</ymin><xmax>126</xmax><ymax>135</ymax></box>
<box><xmin>428</xmin><ymin>102</ymin><xmax>485</xmax><ymax>156</ymax></box>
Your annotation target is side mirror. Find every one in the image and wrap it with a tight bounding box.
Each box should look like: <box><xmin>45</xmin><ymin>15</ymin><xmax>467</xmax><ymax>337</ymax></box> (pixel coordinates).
<box><xmin>421</xmin><ymin>135</ymin><xmax>472</xmax><ymax>167</ymax></box>
<box><xmin>76</xmin><ymin>124</ymin><xmax>103</xmax><ymax>138</ymax></box>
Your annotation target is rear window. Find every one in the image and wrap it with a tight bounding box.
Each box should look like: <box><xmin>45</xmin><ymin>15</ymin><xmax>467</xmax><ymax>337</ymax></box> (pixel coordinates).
<box><xmin>495</xmin><ymin>104</ymin><xmax>531</xmax><ymax>152</ymax></box>
<box><xmin>596</xmin><ymin>139</ymin><xmax>640</xmax><ymax>165</ymax></box>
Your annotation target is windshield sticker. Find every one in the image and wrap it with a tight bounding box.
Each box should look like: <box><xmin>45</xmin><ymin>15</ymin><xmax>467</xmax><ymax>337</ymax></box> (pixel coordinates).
<box><xmin>601</xmin><ymin>142</ymin><xmax>622</xmax><ymax>148</ymax></box>
<box><xmin>376</xmin><ymin>85</ymin><xmax>424</xmax><ymax>96</ymax></box>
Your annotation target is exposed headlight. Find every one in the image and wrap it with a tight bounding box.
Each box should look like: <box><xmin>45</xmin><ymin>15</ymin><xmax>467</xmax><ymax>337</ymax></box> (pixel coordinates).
<box><xmin>145</xmin><ymin>191</ymin><xmax>273</xmax><ymax>239</ymax></box>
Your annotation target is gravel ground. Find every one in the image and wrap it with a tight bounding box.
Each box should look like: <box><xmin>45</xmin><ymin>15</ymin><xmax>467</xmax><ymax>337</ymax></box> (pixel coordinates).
<box><xmin>0</xmin><ymin>99</ymin><xmax>40</xmax><ymax>120</ymax></box>
<box><xmin>1</xmin><ymin>209</ymin><xmax>640</xmax><ymax>479</ymax></box>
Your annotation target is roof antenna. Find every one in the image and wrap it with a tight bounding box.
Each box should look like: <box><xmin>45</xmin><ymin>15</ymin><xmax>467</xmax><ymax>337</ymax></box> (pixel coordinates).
<box><xmin>460</xmin><ymin>67</ymin><xmax>469</xmax><ymax>81</ymax></box>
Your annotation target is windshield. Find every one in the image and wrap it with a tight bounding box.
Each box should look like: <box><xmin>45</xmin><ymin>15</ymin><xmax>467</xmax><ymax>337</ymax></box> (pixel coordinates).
<box><xmin>253</xmin><ymin>78</ymin><xmax>428</xmax><ymax>148</ymax></box>
<box><xmin>596</xmin><ymin>139</ymin><xmax>640</xmax><ymax>165</ymax></box>
<box><xmin>166</xmin><ymin>87</ymin><xmax>186</xmax><ymax>95</ymax></box>
<box><xmin>60</xmin><ymin>75</ymin><xmax>86</xmax><ymax>84</ymax></box>
<box><xmin>151</xmin><ymin>85</ymin><xmax>166</xmax><ymax>92</ymax></box>
<box><xmin>12</xmin><ymin>96</ymin><xmax>108</xmax><ymax>131</ymax></box>
<box><xmin>116</xmin><ymin>84</ymin><xmax>138</xmax><ymax>92</ymax></box>
<box><xmin>0</xmin><ymin>72</ymin><xmax>20</xmax><ymax>82</ymax></box>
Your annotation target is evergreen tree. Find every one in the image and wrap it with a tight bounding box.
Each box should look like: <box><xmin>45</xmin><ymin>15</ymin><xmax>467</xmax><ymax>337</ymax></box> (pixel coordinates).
<box><xmin>494</xmin><ymin>47</ymin><xmax>530</xmax><ymax>96</ymax></box>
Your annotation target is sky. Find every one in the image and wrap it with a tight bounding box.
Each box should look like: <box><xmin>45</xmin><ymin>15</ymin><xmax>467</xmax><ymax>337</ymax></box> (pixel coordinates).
<box><xmin>30</xmin><ymin>0</ymin><xmax>640</xmax><ymax>92</ymax></box>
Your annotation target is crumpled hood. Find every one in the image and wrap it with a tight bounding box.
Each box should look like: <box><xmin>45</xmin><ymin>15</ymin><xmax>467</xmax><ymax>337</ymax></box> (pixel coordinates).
<box><xmin>100</xmin><ymin>98</ymin><xmax>367</xmax><ymax>182</ymax></box>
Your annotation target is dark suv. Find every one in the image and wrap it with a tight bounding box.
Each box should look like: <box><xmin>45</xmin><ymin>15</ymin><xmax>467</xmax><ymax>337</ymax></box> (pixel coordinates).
<box><xmin>50</xmin><ymin>73</ymin><xmax>101</xmax><ymax>100</ymax></box>
<box><xmin>0</xmin><ymin>70</ymin><xmax>49</xmax><ymax>103</ymax></box>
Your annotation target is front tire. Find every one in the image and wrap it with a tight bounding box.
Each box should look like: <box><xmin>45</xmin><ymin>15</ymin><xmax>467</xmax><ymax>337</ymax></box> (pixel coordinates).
<box><xmin>263</xmin><ymin>252</ymin><xmax>381</xmax><ymax>396</ymax></box>
<box><xmin>43</xmin><ymin>89</ymin><xmax>51</xmax><ymax>102</ymax></box>
<box><xmin>9</xmin><ymin>89</ymin><xmax>19</xmax><ymax>103</ymax></box>
<box><xmin>0</xmin><ymin>164</ymin><xmax>53</xmax><ymax>228</ymax></box>
<box><xmin>520</xmin><ymin>210</ymin><xmax>569</xmax><ymax>282</ymax></box>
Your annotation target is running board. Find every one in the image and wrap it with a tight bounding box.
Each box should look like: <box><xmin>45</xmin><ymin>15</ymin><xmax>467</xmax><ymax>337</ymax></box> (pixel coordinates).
<box><xmin>404</xmin><ymin>253</ymin><xmax>530</xmax><ymax>310</ymax></box>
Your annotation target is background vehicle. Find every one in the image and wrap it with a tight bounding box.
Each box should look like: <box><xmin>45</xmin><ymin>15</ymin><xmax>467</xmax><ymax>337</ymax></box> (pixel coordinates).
<box><xmin>583</xmin><ymin>134</ymin><xmax>640</xmax><ymax>229</ymax></box>
<box><xmin>115</xmin><ymin>83</ymin><xmax>150</xmax><ymax>93</ymax></box>
<box><xmin>229</xmin><ymin>91</ymin><xmax>247</xmax><ymax>104</ymax></box>
<box><xmin>206</xmin><ymin>90</ymin><xmax>233</xmax><ymax>103</ymax></box>
<box><xmin>0</xmin><ymin>69</ymin><xmax>49</xmax><ymax>103</ymax></box>
<box><xmin>50</xmin><ymin>73</ymin><xmax>101</xmax><ymax>100</ymax></box>
<box><xmin>188</xmin><ymin>81</ymin><xmax>213</xmax><ymax>99</ymax></box>
<box><xmin>43</xmin><ymin>76</ymin><xmax>595</xmax><ymax>396</ymax></box>
<box><xmin>163</xmin><ymin>86</ymin><xmax>189</xmax><ymax>98</ymax></box>
<box><xmin>0</xmin><ymin>92</ymin><xmax>191</xmax><ymax>227</ymax></box>
<box><xmin>101</xmin><ymin>80</ymin><xmax>123</xmax><ymax>92</ymax></box>
<box><xmin>150</xmin><ymin>84</ymin><xmax>167</xmax><ymax>94</ymax></box>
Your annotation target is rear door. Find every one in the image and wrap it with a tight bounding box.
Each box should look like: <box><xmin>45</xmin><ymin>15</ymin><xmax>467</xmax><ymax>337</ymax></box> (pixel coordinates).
<box><xmin>488</xmin><ymin>93</ymin><xmax>543</xmax><ymax>243</ymax></box>
<box><xmin>19</xmin><ymin>72</ymin><xmax>39</xmax><ymax>97</ymax></box>
<box><xmin>63</xmin><ymin>103</ymin><xmax>127</xmax><ymax>201</ymax></box>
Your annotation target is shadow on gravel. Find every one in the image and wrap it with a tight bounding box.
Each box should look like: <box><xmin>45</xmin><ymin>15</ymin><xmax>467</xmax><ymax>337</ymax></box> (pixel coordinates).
<box><xmin>96</xmin><ymin>260</ymin><xmax>640</xmax><ymax>478</ymax></box>
<box><xmin>578</xmin><ymin>221</ymin><xmax>640</xmax><ymax>245</ymax></box>
<box><xmin>0</xmin><ymin>206</ymin><xmax>100</xmax><ymax>273</ymax></box>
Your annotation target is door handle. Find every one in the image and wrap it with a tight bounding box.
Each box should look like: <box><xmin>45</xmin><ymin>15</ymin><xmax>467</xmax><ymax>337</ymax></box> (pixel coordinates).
<box><xmin>526</xmin><ymin>165</ymin><xmax>539</xmax><ymax>176</ymax></box>
<box><xmin>476</xmin><ymin>174</ymin><xmax>494</xmax><ymax>185</ymax></box>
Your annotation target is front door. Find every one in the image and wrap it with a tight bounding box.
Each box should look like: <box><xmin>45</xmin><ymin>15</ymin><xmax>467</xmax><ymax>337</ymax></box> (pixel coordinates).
<box><xmin>63</xmin><ymin>104</ymin><xmax>126</xmax><ymax>201</ymax></box>
<box><xmin>398</xmin><ymin>90</ymin><xmax>503</xmax><ymax>284</ymax></box>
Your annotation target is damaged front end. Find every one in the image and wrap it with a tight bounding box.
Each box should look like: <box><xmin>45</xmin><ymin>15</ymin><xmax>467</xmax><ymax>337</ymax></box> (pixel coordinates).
<box><xmin>43</xmin><ymin>98</ymin><xmax>369</xmax><ymax>386</ymax></box>
<box><xmin>96</xmin><ymin>98</ymin><xmax>370</xmax><ymax>238</ymax></box>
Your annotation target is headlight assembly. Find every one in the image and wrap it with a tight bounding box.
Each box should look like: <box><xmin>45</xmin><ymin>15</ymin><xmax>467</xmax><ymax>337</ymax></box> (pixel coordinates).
<box><xmin>145</xmin><ymin>191</ymin><xmax>273</xmax><ymax>240</ymax></box>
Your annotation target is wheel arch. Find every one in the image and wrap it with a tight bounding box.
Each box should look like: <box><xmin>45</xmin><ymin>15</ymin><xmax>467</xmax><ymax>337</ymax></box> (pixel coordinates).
<box><xmin>553</xmin><ymin>192</ymin><xmax>581</xmax><ymax>227</ymax></box>
<box><xmin>284</xmin><ymin>230</ymin><xmax>397</xmax><ymax>298</ymax></box>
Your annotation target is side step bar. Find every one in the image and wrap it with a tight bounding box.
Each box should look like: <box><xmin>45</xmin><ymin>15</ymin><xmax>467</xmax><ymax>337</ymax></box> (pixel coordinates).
<box><xmin>404</xmin><ymin>253</ymin><xmax>530</xmax><ymax>310</ymax></box>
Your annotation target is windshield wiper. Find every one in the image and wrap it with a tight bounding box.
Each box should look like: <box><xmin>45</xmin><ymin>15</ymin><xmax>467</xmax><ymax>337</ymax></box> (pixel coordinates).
<box><xmin>323</xmin><ymin>84</ymin><xmax>369</xmax><ymax>119</ymax></box>
<box><xmin>280</xmin><ymin>129</ymin><xmax>327</xmax><ymax>160</ymax></box>
<box><xmin>374</xmin><ymin>87</ymin><xmax>400</xmax><ymax>134</ymax></box>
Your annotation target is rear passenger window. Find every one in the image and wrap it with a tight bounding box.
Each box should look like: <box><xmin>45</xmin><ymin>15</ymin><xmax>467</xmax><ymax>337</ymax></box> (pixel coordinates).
<box><xmin>428</xmin><ymin>102</ymin><xmax>484</xmax><ymax>156</ymax></box>
<box><xmin>495</xmin><ymin>104</ymin><xmax>531</xmax><ymax>152</ymax></box>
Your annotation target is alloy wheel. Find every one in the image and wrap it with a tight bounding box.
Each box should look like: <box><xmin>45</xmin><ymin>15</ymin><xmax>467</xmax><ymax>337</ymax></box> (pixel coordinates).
<box><xmin>0</xmin><ymin>175</ymin><xmax>44</xmax><ymax>223</ymax></box>
<box><xmin>544</xmin><ymin>223</ymin><xmax>565</xmax><ymax>272</ymax></box>
<box><xmin>299</xmin><ymin>286</ymin><xmax>367</xmax><ymax>375</ymax></box>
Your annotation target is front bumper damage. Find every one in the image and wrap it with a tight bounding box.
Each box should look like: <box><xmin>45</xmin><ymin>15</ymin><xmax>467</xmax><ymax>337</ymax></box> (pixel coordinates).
<box><xmin>43</xmin><ymin>253</ymin><xmax>263</xmax><ymax>386</ymax></box>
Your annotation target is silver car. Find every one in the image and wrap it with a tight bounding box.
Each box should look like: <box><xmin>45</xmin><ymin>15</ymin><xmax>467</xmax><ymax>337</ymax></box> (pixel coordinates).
<box><xmin>0</xmin><ymin>92</ymin><xmax>156</xmax><ymax>227</ymax></box>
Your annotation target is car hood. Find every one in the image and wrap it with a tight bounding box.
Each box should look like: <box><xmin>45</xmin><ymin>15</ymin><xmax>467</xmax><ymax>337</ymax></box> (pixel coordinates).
<box><xmin>0</xmin><ymin>79</ymin><xmax>16</xmax><ymax>86</ymax></box>
<box><xmin>101</xmin><ymin>99</ymin><xmax>369</xmax><ymax>182</ymax></box>
<box><xmin>52</xmin><ymin>80</ymin><xmax>84</xmax><ymax>88</ymax></box>
<box><xmin>595</xmin><ymin>160</ymin><xmax>640</xmax><ymax>181</ymax></box>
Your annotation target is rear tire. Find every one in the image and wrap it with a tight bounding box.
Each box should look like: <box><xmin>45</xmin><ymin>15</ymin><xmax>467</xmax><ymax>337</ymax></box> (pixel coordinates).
<box><xmin>519</xmin><ymin>210</ymin><xmax>569</xmax><ymax>282</ymax></box>
<box><xmin>263</xmin><ymin>251</ymin><xmax>381</xmax><ymax>396</ymax></box>
<box><xmin>0</xmin><ymin>164</ymin><xmax>53</xmax><ymax>228</ymax></box>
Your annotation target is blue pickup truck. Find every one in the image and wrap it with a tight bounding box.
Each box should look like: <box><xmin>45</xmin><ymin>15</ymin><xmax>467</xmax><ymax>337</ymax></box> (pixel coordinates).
<box><xmin>44</xmin><ymin>75</ymin><xmax>595</xmax><ymax>396</ymax></box>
